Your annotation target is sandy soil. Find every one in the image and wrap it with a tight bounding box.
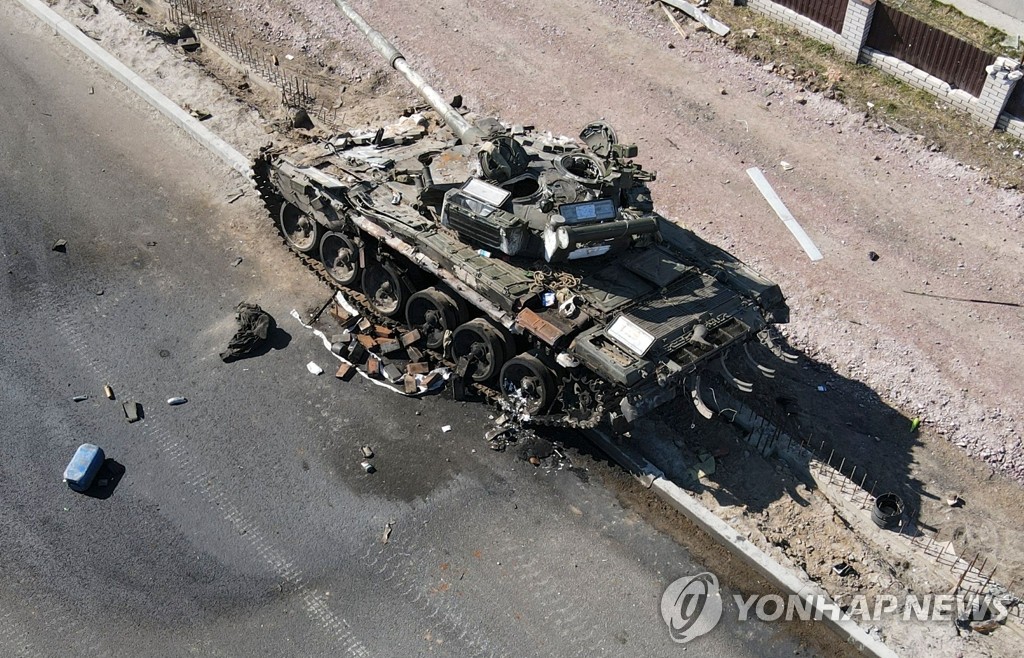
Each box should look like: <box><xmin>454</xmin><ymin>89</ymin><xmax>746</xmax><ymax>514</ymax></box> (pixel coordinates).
<box><xmin>46</xmin><ymin>0</ymin><xmax>1024</xmax><ymax>655</ymax></box>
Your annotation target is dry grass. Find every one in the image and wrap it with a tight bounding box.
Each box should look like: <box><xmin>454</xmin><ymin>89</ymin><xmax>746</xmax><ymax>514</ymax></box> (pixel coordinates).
<box><xmin>665</xmin><ymin>1</ymin><xmax>1024</xmax><ymax>190</ymax></box>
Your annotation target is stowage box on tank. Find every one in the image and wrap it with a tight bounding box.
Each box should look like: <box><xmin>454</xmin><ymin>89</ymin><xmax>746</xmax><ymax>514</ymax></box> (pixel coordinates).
<box><xmin>257</xmin><ymin>0</ymin><xmax>794</xmax><ymax>434</ymax></box>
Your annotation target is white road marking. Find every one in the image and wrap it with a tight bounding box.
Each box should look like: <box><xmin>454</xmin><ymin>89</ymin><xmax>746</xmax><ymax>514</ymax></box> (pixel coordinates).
<box><xmin>746</xmin><ymin>167</ymin><xmax>823</xmax><ymax>261</ymax></box>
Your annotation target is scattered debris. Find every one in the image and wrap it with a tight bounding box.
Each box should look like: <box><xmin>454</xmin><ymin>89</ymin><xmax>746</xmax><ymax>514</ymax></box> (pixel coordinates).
<box><xmin>122</xmin><ymin>401</ymin><xmax>141</xmax><ymax>423</ymax></box>
<box><xmin>360</xmin><ymin>460</ymin><xmax>375</xmax><ymax>474</ymax></box>
<box><xmin>220</xmin><ymin>302</ymin><xmax>275</xmax><ymax>362</ymax></box>
<box><xmin>71</xmin><ymin>395</ymin><xmax>89</xmax><ymax>402</ymax></box>
<box><xmin>689</xmin><ymin>451</ymin><xmax>716</xmax><ymax>480</ymax></box>
<box><xmin>231</xmin><ymin>257</ymin><xmax>243</xmax><ymax>267</ymax></box>
<box><xmin>780</xmin><ymin>160</ymin><xmax>794</xmax><ymax>171</ymax></box>
<box><xmin>335</xmin><ymin>362</ymin><xmax>353</xmax><ymax>380</ymax></box>
<box><xmin>871</xmin><ymin>493</ymin><xmax>904</xmax><ymax>529</ymax></box>
<box><xmin>832</xmin><ymin>562</ymin><xmax>854</xmax><ymax>577</ymax></box>
<box><xmin>177</xmin><ymin>34</ymin><xmax>200</xmax><ymax>52</ymax></box>
<box><xmin>484</xmin><ymin>425</ymin><xmax>514</xmax><ymax>444</ymax></box>
<box><xmin>868</xmin><ymin>251</ymin><xmax>880</xmax><ymax>262</ymax></box>
<box><xmin>52</xmin><ymin>239</ymin><xmax>67</xmax><ymax>253</ymax></box>
<box><xmin>292</xmin><ymin>107</ymin><xmax>314</xmax><ymax>130</ymax></box>
<box><xmin>946</xmin><ymin>493</ymin><xmax>963</xmax><ymax>507</ymax></box>
<box><xmin>817</xmin><ymin>384</ymin><xmax>828</xmax><ymax>392</ymax></box>
<box><xmin>186</xmin><ymin>105</ymin><xmax>211</xmax><ymax>121</ymax></box>
<box><xmin>361</xmin><ymin>445</ymin><xmax>374</xmax><ymax>458</ymax></box>
<box><xmin>63</xmin><ymin>443</ymin><xmax>105</xmax><ymax>492</ymax></box>
<box><xmin>306</xmin><ymin>361</ymin><xmax>324</xmax><ymax>375</ymax></box>
<box><xmin>660</xmin><ymin>0</ymin><xmax>730</xmax><ymax>37</ymax></box>
<box><xmin>909</xmin><ymin>416</ymin><xmax>922</xmax><ymax>432</ymax></box>
<box><xmin>226</xmin><ymin>189</ymin><xmax>245</xmax><ymax>204</ymax></box>
<box><xmin>381</xmin><ymin>520</ymin><xmax>394</xmax><ymax>544</ymax></box>
<box><xmin>660</xmin><ymin>3</ymin><xmax>689</xmax><ymax>41</ymax></box>
<box><xmin>406</xmin><ymin>362</ymin><xmax>430</xmax><ymax>376</ymax></box>
<box><xmin>167</xmin><ymin>397</ymin><xmax>188</xmax><ymax>406</ymax></box>
<box><xmin>441</xmin><ymin>425</ymin><xmax>452</xmax><ymax>433</ymax></box>
<box><xmin>903</xmin><ymin>289</ymin><xmax>1022</xmax><ymax>308</ymax></box>
<box><xmin>103</xmin><ymin>384</ymin><xmax>115</xmax><ymax>400</ymax></box>
<box><xmin>970</xmin><ymin>619</ymin><xmax>1001</xmax><ymax>634</ymax></box>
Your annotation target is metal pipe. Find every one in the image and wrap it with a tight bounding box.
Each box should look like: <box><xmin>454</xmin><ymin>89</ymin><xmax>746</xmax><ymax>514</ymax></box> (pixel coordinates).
<box><xmin>332</xmin><ymin>0</ymin><xmax>476</xmax><ymax>143</ymax></box>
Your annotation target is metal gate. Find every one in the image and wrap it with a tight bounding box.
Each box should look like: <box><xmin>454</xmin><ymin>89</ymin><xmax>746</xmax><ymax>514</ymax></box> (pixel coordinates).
<box><xmin>1006</xmin><ymin>81</ymin><xmax>1024</xmax><ymax>119</ymax></box>
<box><xmin>771</xmin><ymin>0</ymin><xmax>848</xmax><ymax>34</ymax></box>
<box><xmin>866</xmin><ymin>3</ymin><xmax>994</xmax><ymax>97</ymax></box>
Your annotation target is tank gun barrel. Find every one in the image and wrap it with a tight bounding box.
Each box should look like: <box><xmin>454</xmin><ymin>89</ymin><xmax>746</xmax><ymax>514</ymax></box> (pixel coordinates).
<box><xmin>332</xmin><ymin>0</ymin><xmax>476</xmax><ymax>143</ymax></box>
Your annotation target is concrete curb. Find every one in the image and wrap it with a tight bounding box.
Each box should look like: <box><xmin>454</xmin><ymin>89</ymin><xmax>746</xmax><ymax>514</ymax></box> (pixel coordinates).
<box><xmin>16</xmin><ymin>0</ymin><xmax>253</xmax><ymax>179</ymax></box>
<box><xmin>585</xmin><ymin>429</ymin><xmax>900</xmax><ymax>658</ymax></box>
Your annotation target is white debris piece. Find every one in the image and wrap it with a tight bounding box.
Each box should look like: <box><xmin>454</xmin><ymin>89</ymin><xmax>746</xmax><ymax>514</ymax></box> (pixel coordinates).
<box><xmin>441</xmin><ymin>425</ymin><xmax>452</xmax><ymax>433</ymax></box>
<box><xmin>307</xmin><ymin>361</ymin><xmax>324</xmax><ymax>375</ymax></box>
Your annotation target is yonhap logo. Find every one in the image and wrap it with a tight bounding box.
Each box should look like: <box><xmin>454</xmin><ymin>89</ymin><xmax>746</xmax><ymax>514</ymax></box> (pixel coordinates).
<box><xmin>660</xmin><ymin>572</ymin><xmax>724</xmax><ymax>643</ymax></box>
<box><xmin>660</xmin><ymin>575</ymin><xmax>1010</xmax><ymax>646</ymax></box>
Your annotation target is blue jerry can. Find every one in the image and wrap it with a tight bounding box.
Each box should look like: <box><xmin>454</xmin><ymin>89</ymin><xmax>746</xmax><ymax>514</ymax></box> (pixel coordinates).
<box><xmin>64</xmin><ymin>443</ymin><xmax>105</xmax><ymax>492</ymax></box>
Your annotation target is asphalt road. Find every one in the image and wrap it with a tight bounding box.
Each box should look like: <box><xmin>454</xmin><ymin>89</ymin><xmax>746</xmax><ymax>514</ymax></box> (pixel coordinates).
<box><xmin>0</xmin><ymin>5</ymin><xmax>853</xmax><ymax>657</ymax></box>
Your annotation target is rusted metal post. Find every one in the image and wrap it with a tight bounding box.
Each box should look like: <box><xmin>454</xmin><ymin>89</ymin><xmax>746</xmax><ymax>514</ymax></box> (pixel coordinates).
<box><xmin>952</xmin><ymin>546</ymin><xmax>968</xmax><ymax>572</ymax></box>
<box><xmin>980</xmin><ymin>567</ymin><xmax>996</xmax><ymax>594</ymax></box>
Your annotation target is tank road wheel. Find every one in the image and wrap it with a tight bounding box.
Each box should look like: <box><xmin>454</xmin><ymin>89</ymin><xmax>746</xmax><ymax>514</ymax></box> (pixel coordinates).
<box><xmin>450</xmin><ymin>319</ymin><xmax>506</xmax><ymax>382</ymax></box>
<box><xmin>405</xmin><ymin>288</ymin><xmax>460</xmax><ymax>350</ymax></box>
<box><xmin>361</xmin><ymin>259</ymin><xmax>408</xmax><ymax>318</ymax></box>
<box><xmin>279</xmin><ymin>202</ymin><xmax>321</xmax><ymax>253</ymax></box>
<box><xmin>319</xmin><ymin>232</ymin><xmax>361</xmax><ymax>286</ymax></box>
<box><xmin>500</xmin><ymin>355</ymin><xmax>555</xmax><ymax>415</ymax></box>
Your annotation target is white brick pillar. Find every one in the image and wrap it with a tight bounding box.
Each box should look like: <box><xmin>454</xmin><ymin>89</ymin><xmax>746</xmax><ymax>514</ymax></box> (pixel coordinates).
<box><xmin>973</xmin><ymin>57</ymin><xmax>1023</xmax><ymax>129</ymax></box>
<box><xmin>839</xmin><ymin>0</ymin><xmax>876</xmax><ymax>63</ymax></box>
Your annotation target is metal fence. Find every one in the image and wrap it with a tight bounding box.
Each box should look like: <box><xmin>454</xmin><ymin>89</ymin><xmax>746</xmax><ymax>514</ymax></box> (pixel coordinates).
<box><xmin>770</xmin><ymin>0</ymin><xmax>848</xmax><ymax>34</ymax></box>
<box><xmin>721</xmin><ymin>383</ymin><xmax>1020</xmax><ymax>613</ymax></box>
<box><xmin>866</xmin><ymin>2</ymin><xmax>995</xmax><ymax>97</ymax></box>
<box><xmin>1006</xmin><ymin>80</ymin><xmax>1024</xmax><ymax>119</ymax></box>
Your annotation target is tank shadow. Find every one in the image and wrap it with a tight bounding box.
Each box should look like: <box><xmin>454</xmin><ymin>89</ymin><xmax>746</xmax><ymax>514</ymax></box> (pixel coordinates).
<box><xmin>616</xmin><ymin>336</ymin><xmax>924</xmax><ymax>528</ymax></box>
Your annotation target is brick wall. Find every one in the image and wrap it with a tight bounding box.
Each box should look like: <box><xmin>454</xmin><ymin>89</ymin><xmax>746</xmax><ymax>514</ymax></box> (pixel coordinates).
<box><xmin>747</xmin><ymin>1</ymin><xmax>1024</xmax><ymax>134</ymax></box>
<box><xmin>997</xmin><ymin>115</ymin><xmax>1024</xmax><ymax>140</ymax></box>
<box><xmin>861</xmin><ymin>47</ymin><xmax>978</xmax><ymax>113</ymax></box>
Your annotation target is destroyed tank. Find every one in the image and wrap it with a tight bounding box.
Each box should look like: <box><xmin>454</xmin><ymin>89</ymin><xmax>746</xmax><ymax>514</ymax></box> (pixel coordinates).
<box><xmin>256</xmin><ymin>0</ymin><xmax>793</xmax><ymax>433</ymax></box>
